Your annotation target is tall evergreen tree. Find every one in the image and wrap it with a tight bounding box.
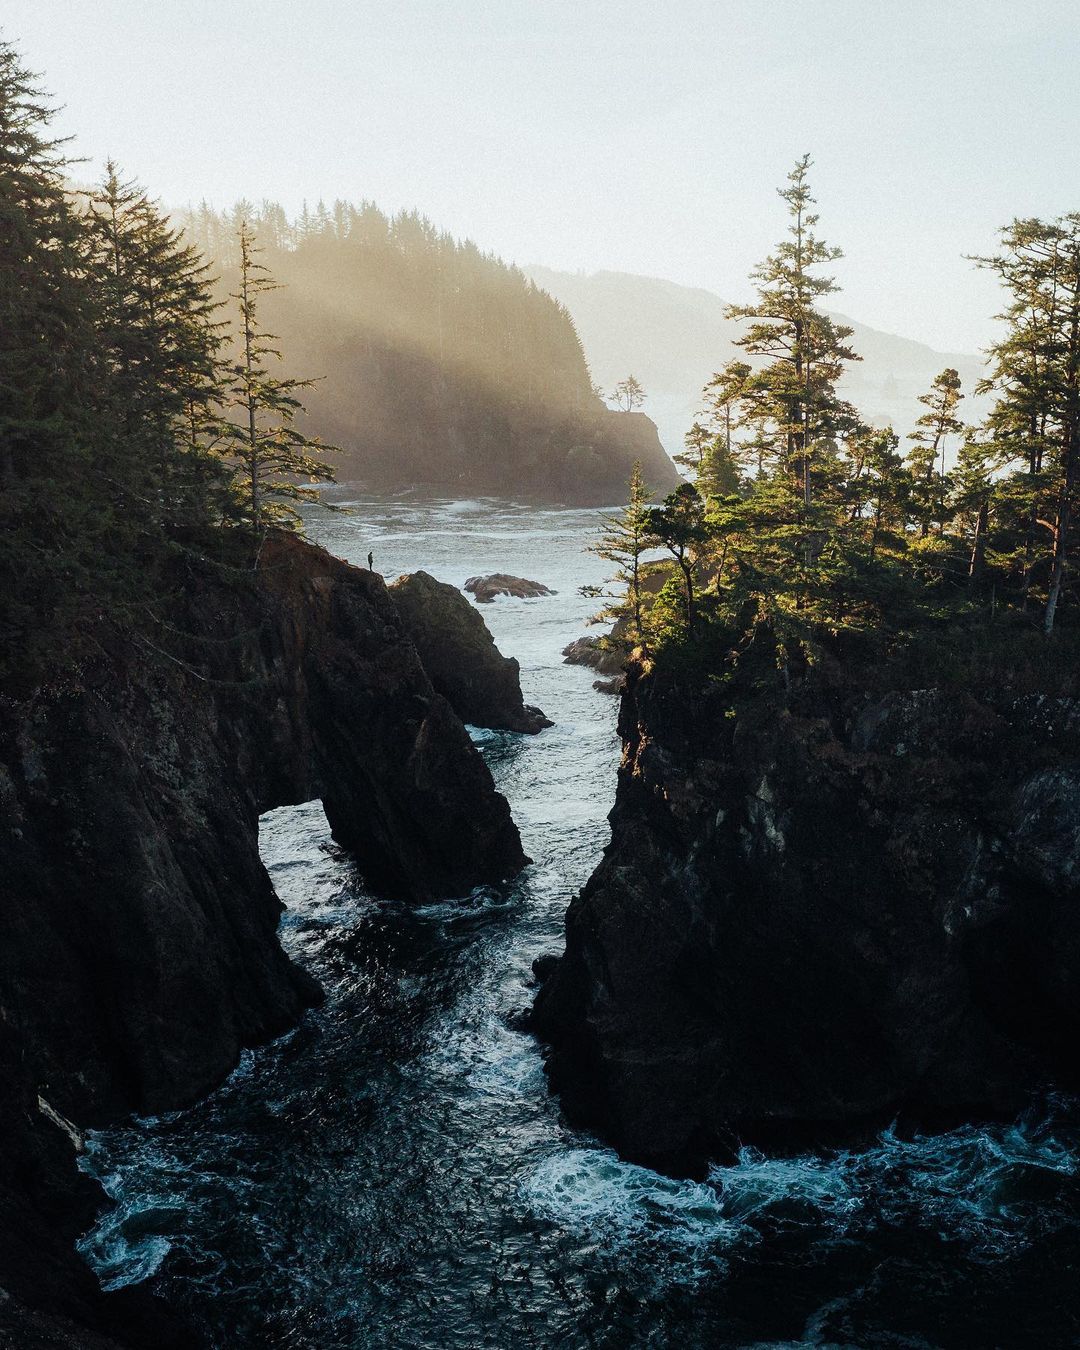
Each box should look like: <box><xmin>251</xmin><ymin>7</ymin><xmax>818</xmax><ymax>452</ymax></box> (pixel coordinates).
<box><xmin>84</xmin><ymin>162</ymin><xmax>227</xmax><ymax>526</ymax></box>
<box><xmin>652</xmin><ymin>482</ymin><xmax>707</xmax><ymax>634</ymax></box>
<box><xmin>0</xmin><ymin>43</ymin><xmax>128</xmax><ymax>672</ymax></box>
<box><xmin>223</xmin><ymin>222</ymin><xmax>337</xmax><ymax>532</ymax></box>
<box><xmin>949</xmin><ymin>432</ymin><xmax>996</xmax><ymax>589</ymax></box>
<box><xmin>699</xmin><ymin>360</ymin><xmax>752</xmax><ymax>470</ymax></box>
<box><xmin>725</xmin><ymin>155</ymin><xmax>860</xmax><ymax>509</ymax></box>
<box><xmin>906</xmin><ymin>368</ymin><xmax>964</xmax><ymax>536</ymax></box>
<box><xmin>976</xmin><ymin>217</ymin><xmax>1080</xmax><ymax>633</ymax></box>
<box><xmin>583</xmin><ymin>462</ymin><xmax>654</xmax><ymax>644</ymax></box>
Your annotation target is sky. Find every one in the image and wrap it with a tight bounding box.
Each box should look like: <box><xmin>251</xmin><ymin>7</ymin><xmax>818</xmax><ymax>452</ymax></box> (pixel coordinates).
<box><xmin>6</xmin><ymin>0</ymin><xmax>1079</xmax><ymax>352</ymax></box>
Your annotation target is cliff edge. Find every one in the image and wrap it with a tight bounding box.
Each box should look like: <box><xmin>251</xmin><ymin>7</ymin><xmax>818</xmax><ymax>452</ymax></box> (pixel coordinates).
<box><xmin>534</xmin><ymin>657</ymin><xmax>1080</xmax><ymax>1170</ymax></box>
<box><xmin>0</xmin><ymin>532</ymin><xmax>525</xmax><ymax>1343</ymax></box>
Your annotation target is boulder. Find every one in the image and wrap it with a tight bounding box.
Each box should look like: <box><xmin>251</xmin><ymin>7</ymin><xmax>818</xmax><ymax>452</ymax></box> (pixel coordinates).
<box><xmin>464</xmin><ymin>573</ymin><xmax>555</xmax><ymax>603</ymax></box>
<box><xmin>562</xmin><ymin>634</ymin><xmax>627</xmax><ymax>679</ymax></box>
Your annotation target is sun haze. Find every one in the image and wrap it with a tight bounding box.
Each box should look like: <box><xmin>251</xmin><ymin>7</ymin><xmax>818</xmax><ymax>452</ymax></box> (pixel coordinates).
<box><xmin>6</xmin><ymin>0</ymin><xmax>1078</xmax><ymax>351</ymax></box>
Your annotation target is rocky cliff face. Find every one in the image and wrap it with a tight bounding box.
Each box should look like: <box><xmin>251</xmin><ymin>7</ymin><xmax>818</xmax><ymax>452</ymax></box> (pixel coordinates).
<box><xmin>534</xmin><ymin>661</ymin><xmax>1080</xmax><ymax>1171</ymax></box>
<box><xmin>0</xmin><ymin>533</ymin><xmax>525</xmax><ymax>1344</ymax></box>
<box><xmin>389</xmin><ymin>571</ymin><xmax>551</xmax><ymax>734</ymax></box>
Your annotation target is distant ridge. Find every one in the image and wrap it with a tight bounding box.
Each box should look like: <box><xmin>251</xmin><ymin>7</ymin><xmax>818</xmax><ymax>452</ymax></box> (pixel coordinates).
<box><xmin>525</xmin><ymin>266</ymin><xmax>986</xmax><ymax>456</ymax></box>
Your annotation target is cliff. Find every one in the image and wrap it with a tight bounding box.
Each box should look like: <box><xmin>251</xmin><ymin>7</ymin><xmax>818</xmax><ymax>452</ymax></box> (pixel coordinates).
<box><xmin>534</xmin><ymin>658</ymin><xmax>1080</xmax><ymax>1171</ymax></box>
<box><xmin>0</xmin><ymin>533</ymin><xmax>525</xmax><ymax>1343</ymax></box>
<box><xmin>389</xmin><ymin>571</ymin><xmax>551</xmax><ymax>733</ymax></box>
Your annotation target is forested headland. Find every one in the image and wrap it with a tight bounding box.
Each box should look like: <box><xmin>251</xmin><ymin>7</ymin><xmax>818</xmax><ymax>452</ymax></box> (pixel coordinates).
<box><xmin>0</xmin><ymin>37</ymin><xmax>672</xmax><ymax>688</ymax></box>
<box><xmin>179</xmin><ymin>198</ymin><xmax>677</xmax><ymax>502</ymax></box>
<box><xmin>537</xmin><ymin>158</ymin><xmax>1080</xmax><ymax>1177</ymax></box>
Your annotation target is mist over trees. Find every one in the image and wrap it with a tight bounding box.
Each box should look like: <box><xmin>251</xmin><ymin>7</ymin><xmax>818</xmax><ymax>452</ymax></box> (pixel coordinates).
<box><xmin>179</xmin><ymin>198</ymin><xmax>676</xmax><ymax>500</ymax></box>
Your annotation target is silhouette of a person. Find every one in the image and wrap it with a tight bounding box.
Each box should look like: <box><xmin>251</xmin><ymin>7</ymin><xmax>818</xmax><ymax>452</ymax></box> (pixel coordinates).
<box><xmin>367</xmin><ymin>551</ymin><xmax>374</xmax><ymax>571</ymax></box>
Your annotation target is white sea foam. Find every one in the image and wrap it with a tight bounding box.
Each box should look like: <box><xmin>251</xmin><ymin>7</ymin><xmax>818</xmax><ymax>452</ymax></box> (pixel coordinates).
<box><xmin>523</xmin><ymin>1147</ymin><xmax>740</xmax><ymax>1255</ymax></box>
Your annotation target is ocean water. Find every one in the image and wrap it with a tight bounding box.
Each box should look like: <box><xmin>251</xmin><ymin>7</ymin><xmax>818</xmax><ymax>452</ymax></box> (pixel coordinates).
<box><xmin>78</xmin><ymin>494</ymin><xmax>1080</xmax><ymax>1348</ymax></box>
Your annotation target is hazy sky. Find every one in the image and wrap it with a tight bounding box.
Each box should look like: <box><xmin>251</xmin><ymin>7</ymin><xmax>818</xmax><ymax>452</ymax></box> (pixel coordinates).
<box><xmin>6</xmin><ymin>1</ymin><xmax>1078</xmax><ymax>351</ymax></box>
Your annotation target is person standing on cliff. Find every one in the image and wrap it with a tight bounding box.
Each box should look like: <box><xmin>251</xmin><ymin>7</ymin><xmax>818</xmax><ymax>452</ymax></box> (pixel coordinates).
<box><xmin>367</xmin><ymin>551</ymin><xmax>374</xmax><ymax>570</ymax></box>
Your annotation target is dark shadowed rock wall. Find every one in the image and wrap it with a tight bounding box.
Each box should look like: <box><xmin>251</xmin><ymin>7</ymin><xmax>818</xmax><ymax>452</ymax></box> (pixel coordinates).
<box><xmin>0</xmin><ymin>533</ymin><xmax>525</xmax><ymax>1344</ymax></box>
<box><xmin>389</xmin><ymin>570</ymin><xmax>551</xmax><ymax>733</ymax></box>
<box><xmin>534</xmin><ymin>661</ymin><xmax>1080</xmax><ymax>1171</ymax></box>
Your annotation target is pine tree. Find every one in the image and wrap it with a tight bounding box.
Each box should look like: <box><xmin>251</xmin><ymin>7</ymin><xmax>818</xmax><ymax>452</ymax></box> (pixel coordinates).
<box><xmin>583</xmin><ymin>462</ymin><xmax>654</xmax><ymax>644</ymax></box>
<box><xmin>0</xmin><ymin>42</ymin><xmax>125</xmax><ymax>671</ymax></box>
<box><xmin>837</xmin><ymin>426</ymin><xmax>909</xmax><ymax>560</ymax></box>
<box><xmin>651</xmin><ymin>482</ymin><xmax>707</xmax><ymax>634</ymax></box>
<box><xmin>725</xmin><ymin>156</ymin><xmax>860</xmax><ymax>510</ymax></box>
<box><xmin>677</xmin><ymin>423</ymin><xmax>743</xmax><ymax>500</ymax></box>
<box><xmin>976</xmin><ymin>217</ymin><xmax>1080</xmax><ymax>633</ymax></box>
<box><xmin>84</xmin><ymin>162</ymin><xmax>228</xmax><ymax>526</ymax></box>
<box><xmin>906</xmin><ymin>368</ymin><xmax>964</xmax><ymax>536</ymax></box>
<box><xmin>949</xmin><ymin>432</ymin><xmax>996</xmax><ymax>589</ymax></box>
<box><xmin>676</xmin><ymin>422</ymin><xmax>713</xmax><ymax>478</ymax></box>
<box><xmin>222</xmin><ymin>222</ymin><xmax>337</xmax><ymax>533</ymax></box>
<box><xmin>699</xmin><ymin>360</ymin><xmax>752</xmax><ymax>471</ymax></box>
<box><xmin>612</xmin><ymin>375</ymin><xmax>646</xmax><ymax>412</ymax></box>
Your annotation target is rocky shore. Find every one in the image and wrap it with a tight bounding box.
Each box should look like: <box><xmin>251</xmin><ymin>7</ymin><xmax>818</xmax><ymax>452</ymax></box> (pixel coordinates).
<box><xmin>534</xmin><ymin>656</ymin><xmax>1080</xmax><ymax>1171</ymax></box>
<box><xmin>0</xmin><ymin>533</ymin><xmax>528</xmax><ymax>1345</ymax></box>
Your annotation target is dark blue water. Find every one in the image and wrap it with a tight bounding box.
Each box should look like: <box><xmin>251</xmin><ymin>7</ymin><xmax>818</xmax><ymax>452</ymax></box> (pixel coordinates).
<box><xmin>78</xmin><ymin>496</ymin><xmax>1080</xmax><ymax>1348</ymax></box>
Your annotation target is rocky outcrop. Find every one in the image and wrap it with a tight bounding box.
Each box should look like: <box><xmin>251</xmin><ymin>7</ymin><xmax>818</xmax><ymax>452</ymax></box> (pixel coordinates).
<box><xmin>534</xmin><ymin>661</ymin><xmax>1080</xmax><ymax>1171</ymax></box>
<box><xmin>389</xmin><ymin>570</ymin><xmax>551</xmax><ymax>733</ymax></box>
<box><xmin>464</xmin><ymin>574</ymin><xmax>555</xmax><ymax>603</ymax></box>
<box><xmin>561</xmin><ymin>635</ymin><xmax>625</xmax><ymax>677</ymax></box>
<box><xmin>541</xmin><ymin>408</ymin><xmax>681</xmax><ymax>506</ymax></box>
<box><xmin>0</xmin><ymin>532</ymin><xmax>525</xmax><ymax>1343</ymax></box>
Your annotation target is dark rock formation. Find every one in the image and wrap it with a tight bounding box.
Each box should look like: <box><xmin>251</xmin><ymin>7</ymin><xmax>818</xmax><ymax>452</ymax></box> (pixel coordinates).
<box><xmin>534</xmin><ymin>661</ymin><xmax>1080</xmax><ymax>1171</ymax></box>
<box><xmin>389</xmin><ymin>570</ymin><xmax>551</xmax><ymax>733</ymax></box>
<box><xmin>0</xmin><ymin>532</ymin><xmax>525</xmax><ymax>1343</ymax></box>
<box><xmin>464</xmin><ymin>574</ymin><xmax>555</xmax><ymax>603</ymax></box>
<box><xmin>562</xmin><ymin>623</ymin><xmax>628</xmax><ymax>697</ymax></box>
<box><xmin>562</xmin><ymin>635</ymin><xmax>624</xmax><ymax>676</ymax></box>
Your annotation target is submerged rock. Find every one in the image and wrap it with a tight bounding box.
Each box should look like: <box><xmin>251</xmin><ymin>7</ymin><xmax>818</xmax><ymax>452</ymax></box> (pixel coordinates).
<box><xmin>0</xmin><ymin>531</ymin><xmax>526</xmax><ymax>1342</ymax></box>
<box><xmin>464</xmin><ymin>573</ymin><xmax>555</xmax><ymax>603</ymax></box>
<box><xmin>390</xmin><ymin>570</ymin><xmax>551</xmax><ymax>733</ymax></box>
<box><xmin>534</xmin><ymin>661</ymin><xmax>1080</xmax><ymax>1171</ymax></box>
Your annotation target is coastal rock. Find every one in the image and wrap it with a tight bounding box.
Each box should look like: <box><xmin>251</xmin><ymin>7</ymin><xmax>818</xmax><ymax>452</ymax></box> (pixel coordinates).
<box><xmin>534</xmin><ymin>664</ymin><xmax>1080</xmax><ymax>1171</ymax></box>
<box><xmin>0</xmin><ymin>532</ymin><xmax>525</xmax><ymax>1341</ymax></box>
<box><xmin>389</xmin><ymin>570</ymin><xmax>551</xmax><ymax>733</ymax></box>
<box><xmin>464</xmin><ymin>573</ymin><xmax>556</xmax><ymax>603</ymax></box>
<box><xmin>562</xmin><ymin>629</ymin><xmax>628</xmax><ymax>688</ymax></box>
<box><xmin>561</xmin><ymin>635</ymin><xmax>625</xmax><ymax>676</ymax></box>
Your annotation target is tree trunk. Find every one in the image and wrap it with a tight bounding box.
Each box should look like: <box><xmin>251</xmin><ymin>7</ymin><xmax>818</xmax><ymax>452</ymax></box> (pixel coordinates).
<box><xmin>680</xmin><ymin>557</ymin><xmax>695</xmax><ymax>634</ymax></box>
<box><xmin>968</xmin><ymin>499</ymin><xmax>988</xmax><ymax>593</ymax></box>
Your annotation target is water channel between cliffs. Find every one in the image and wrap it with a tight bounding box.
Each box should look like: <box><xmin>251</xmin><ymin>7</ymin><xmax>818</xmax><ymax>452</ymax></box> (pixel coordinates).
<box><xmin>79</xmin><ymin>494</ymin><xmax>1080</xmax><ymax>1348</ymax></box>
